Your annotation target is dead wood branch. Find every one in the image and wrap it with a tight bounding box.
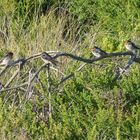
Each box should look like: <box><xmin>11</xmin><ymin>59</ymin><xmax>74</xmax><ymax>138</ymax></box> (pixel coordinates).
<box><xmin>114</xmin><ymin>56</ymin><xmax>135</xmax><ymax>80</ymax></box>
<box><xmin>1</xmin><ymin>50</ymin><xmax>140</xmax><ymax>101</ymax></box>
<box><xmin>25</xmin><ymin>51</ymin><xmax>61</xmax><ymax>62</ymax></box>
<box><xmin>25</xmin><ymin>63</ymin><xmax>47</xmax><ymax>95</ymax></box>
<box><xmin>46</xmin><ymin>63</ymin><xmax>52</xmax><ymax>118</ymax></box>
<box><xmin>53</xmin><ymin>51</ymin><xmax>140</xmax><ymax>63</ymax></box>
<box><xmin>4</xmin><ymin>69</ymin><xmax>19</xmax><ymax>88</ymax></box>
<box><xmin>0</xmin><ymin>82</ymin><xmax>28</xmax><ymax>92</ymax></box>
<box><xmin>0</xmin><ymin>65</ymin><xmax>9</xmax><ymax>76</ymax></box>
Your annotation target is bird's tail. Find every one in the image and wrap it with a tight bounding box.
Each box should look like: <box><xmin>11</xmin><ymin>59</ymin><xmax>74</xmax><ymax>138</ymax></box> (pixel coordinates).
<box><xmin>51</xmin><ymin>59</ymin><xmax>59</xmax><ymax>66</ymax></box>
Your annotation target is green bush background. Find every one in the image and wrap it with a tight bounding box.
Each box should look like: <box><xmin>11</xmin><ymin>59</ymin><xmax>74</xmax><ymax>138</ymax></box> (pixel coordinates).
<box><xmin>0</xmin><ymin>0</ymin><xmax>140</xmax><ymax>139</ymax></box>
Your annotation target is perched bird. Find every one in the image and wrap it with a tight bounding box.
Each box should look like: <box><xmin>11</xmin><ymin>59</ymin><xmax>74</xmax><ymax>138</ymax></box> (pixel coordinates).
<box><xmin>125</xmin><ymin>40</ymin><xmax>140</xmax><ymax>53</ymax></box>
<box><xmin>41</xmin><ymin>52</ymin><xmax>58</xmax><ymax>65</ymax></box>
<box><xmin>0</xmin><ymin>52</ymin><xmax>13</xmax><ymax>67</ymax></box>
<box><xmin>91</xmin><ymin>46</ymin><xmax>107</xmax><ymax>57</ymax></box>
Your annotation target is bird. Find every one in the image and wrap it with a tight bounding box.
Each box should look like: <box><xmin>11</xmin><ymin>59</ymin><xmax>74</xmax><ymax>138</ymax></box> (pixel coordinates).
<box><xmin>0</xmin><ymin>52</ymin><xmax>13</xmax><ymax>67</ymax></box>
<box><xmin>125</xmin><ymin>40</ymin><xmax>140</xmax><ymax>53</ymax></box>
<box><xmin>41</xmin><ymin>52</ymin><xmax>58</xmax><ymax>65</ymax></box>
<box><xmin>91</xmin><ymin>46</ymin><xmax>107</xmax><ymax>57</ymax></box>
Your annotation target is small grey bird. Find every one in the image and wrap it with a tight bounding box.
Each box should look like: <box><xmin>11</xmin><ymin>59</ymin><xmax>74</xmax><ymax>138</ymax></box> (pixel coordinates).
<box><xmin>41</xmin><ymin>52</ymin><xmax>58</xmax><ymax>65</ymax></box>
<box><xmin>91</xmin><ymin>46</ymin><xmax>107</xmax><ymax>57</ymax></box>
<box><xmin>125</xmin><ymin>40</ymin><xmax>140</xmax><ymax>53</ymax></box>
<box><xmin>0</xmin><ymin>52</ymin><xmax>13</xmax><ymax>67</ymax></box>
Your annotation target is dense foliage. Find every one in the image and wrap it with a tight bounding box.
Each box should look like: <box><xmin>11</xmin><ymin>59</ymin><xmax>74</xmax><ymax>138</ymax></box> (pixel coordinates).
<box><xmin>0</xmin><ymin>0</ymin><xmax>140</xmax><ymax>139</ymax></box>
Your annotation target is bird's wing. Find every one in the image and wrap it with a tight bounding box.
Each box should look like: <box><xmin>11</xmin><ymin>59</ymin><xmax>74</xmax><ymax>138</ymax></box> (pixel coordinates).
<box><xmin>41</xmin><ymin>57</ymin><xmax>58</xmax><ymax>65</ymax></box>
<box><xmin>96</xmin><ymin>48</ymin><xmax>106</xmax><ymax>54</ymax></box>
<box><xmin>96</xmin><ymin>48</ymin><xmax>102</xmax><ymax>53</ymax></box>
<box><xmin>135</xmin><ymin>45</ymin><xmax>140</xmax><ymax>49</ymax></box>
<box><xmin>50</xmin><ymin>59</ymin><xmax>58</xmax><ymax>65</ymax></box>
<box><xmin>132</xmin><ymin>42</ymin><xmax>140</xmax><ymax>49</ymax></box>
<box><xmin>44</xmin><ymin>54</ymin><xmax>53</xmax><ymax>60</ymax></box>
<box><xmin>101</xmin><ymin>49</ymin><xmax>107</xmax><ymax>54</ymax></box>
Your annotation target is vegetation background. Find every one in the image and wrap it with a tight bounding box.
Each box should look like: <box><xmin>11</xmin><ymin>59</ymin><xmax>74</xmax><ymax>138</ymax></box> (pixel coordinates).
<box><xmin>0</xmin><ymin>0</ymin><xmax>140</xmax><ymax>139</ymax></box>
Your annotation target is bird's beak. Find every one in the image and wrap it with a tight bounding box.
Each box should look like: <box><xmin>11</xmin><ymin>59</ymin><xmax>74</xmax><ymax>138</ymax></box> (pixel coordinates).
<box><xmin>91</xmin><ymin>48</ymin><xmax>95</xmax><ymax>51</ymax></box>
<box><xmin>124</xmin><ymin>42</ymin><xmax>127</xmax><ymax>46</ymax></box>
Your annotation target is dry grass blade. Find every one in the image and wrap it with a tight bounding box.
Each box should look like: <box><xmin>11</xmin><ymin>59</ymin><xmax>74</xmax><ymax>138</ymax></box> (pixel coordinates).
<box><xmin>0</xmin><ymin>82</ymin><xmax>28</xmax><ymax>92</ymax></box>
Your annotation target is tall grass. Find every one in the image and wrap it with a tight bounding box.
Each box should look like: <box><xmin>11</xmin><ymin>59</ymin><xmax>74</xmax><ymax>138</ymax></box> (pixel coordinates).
<box><xmin>0</xmin><ymin>0</ymin><xmax>140</xmax><ymax>139</ymax></box>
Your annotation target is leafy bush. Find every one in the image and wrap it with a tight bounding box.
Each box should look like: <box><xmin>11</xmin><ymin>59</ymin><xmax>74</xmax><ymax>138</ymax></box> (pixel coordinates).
<box><xmin>0</xmin><ymin>0</ymin><xmax>140</xmax><ymax>139</ymax></box>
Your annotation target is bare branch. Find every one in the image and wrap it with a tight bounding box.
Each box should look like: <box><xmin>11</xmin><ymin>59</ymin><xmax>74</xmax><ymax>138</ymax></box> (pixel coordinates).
<box><xmin>26</xmin><ymin>69</ymin><xmax>34</xmax><ymax>99</ymax></box>
<box><xmin>4</xmin><ymin>69</ymin><xmax>19</xmax><ymax>88</ymax></box>
<box><xmin>58</xmin><ymin>73</ymin><xmax>74</xmax><ymax>85</ymax></box>
<box><xmin>53</xmin><ymin>51</ymin><xmax>139</xmax><ymax>63</ymax></box>
<box><xmin>0</xmin><ymin>65</ymin><xmax>9</xmax><ymax>76</ymax></box>
<box><xmin>1</xmin><ymin>50</ymin><xmax>140</xmax><ymax>97</ymax></box>
<box><xmin>114</xmin><ymin>56</ymin><xmax>135</xmax><ymax>80</ymax></box>
<box><xmin>46</xmin><ymin>63</ymin><xmax>52</xmax><ymax>118</ymax></box>
<box><xmin>0</xmin><ymin>82</ymin><xmax>28</xmax><ymax>92</ymax></box>
<box><xmin>50</xmin><ymin>66</ymin><xmax>65</xmax><ymax>76</ymax></box>
<box><xmin>25</xmin><ymin>63</ymin><xmax>47</xmax><ymax>95</ymax></box>
<box><xmin>25</xmin><ymin>51</ymin><xmax>61</xmax><ymax>62</ymax></box>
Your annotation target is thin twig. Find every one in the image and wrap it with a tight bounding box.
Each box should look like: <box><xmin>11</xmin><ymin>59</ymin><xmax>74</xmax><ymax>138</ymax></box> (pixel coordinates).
<box><xmin>26</xmin><ymin>69</ymin><xmax>34</xmax><ymax>100</ymax></box>
<box><xmin>4</xmin><ymin>69</ymin><xmax>19</xmax><ymax>88</ymax></box>
<box><xmin>35</xmin><ymin>74</ymin><xmax>46</xmax><ymax>90</ymax></box>
<box><xmin>25</xmin><ymin>64</ymin><xmax>47</xmax><ymax>95</ymax></box>
<box><xmin>58</xmin><ymin>73</ymin><xmax>74</xmax><ymax>85</ymax></box>
<box><xmin>114</xmin><ymin>56</ymin><xmax>135</xmax><ymax>81</ymax></box>
<box><xmin>0</xmin><ymin>65</ymin><xmax>9</xmax><ymax>76</ymax></box>
<box><xmin>0</xmin><ymin>82</ymin><xmax>28</xmax><ymax>92</ymax></box>
<box><xmin>57</xmin><ymin>58</ymin><xmax>93</xmax><ymax>86</ymax></box>
<box><xmin>46</xmin><ymin>63</ymin><xmax>52</xmax><ymax>118</ymax></box>
<box><xmin>50</xmin><ymin>66</ymin><xmax>65</xmax><ymax>76</ymax></box>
